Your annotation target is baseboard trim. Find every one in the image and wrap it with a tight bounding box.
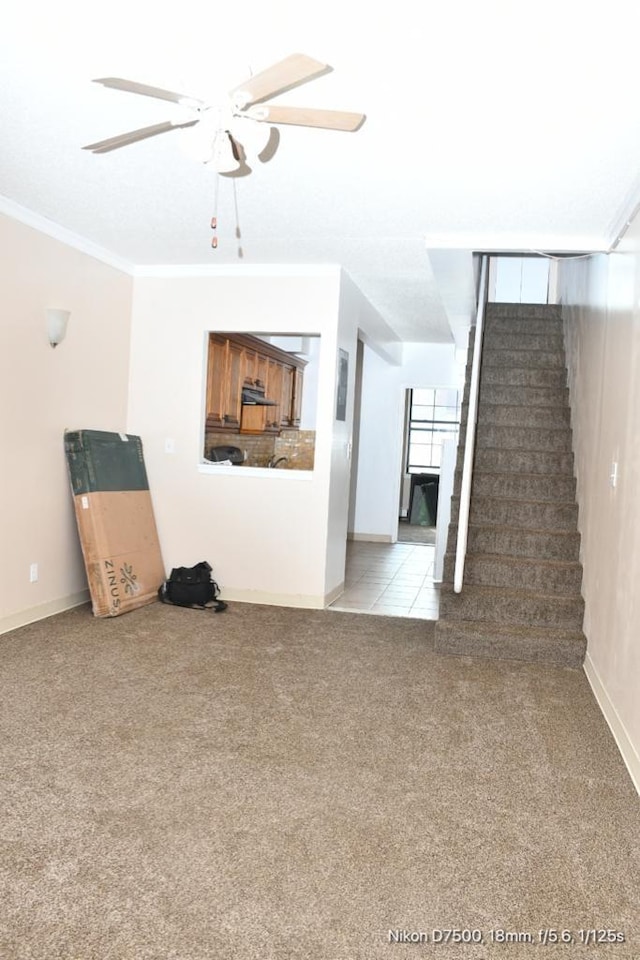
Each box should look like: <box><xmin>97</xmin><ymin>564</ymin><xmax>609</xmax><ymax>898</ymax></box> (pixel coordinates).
<box><xmin>219</xmin><ymin>588</ymin><xmax>328</xmax><ymax>610</ymax></box>
<box><xmin>583</xmin><ymin>652</ymin><xmax>640</xmax><ymax>797</ymax></box>
<box><xmin>324</xmin><ymin>582</ymin><xmax>345</xmax><ymax>606</ymax></box>
<box><xmin>348</xmin><ymin>532</ymin><xmax>394</xmax><ymax>543</ymax></box>
<box><xmin>0</xmin><ymin>590</ymin><xmax>91</xmax><ymax>636</ymax></box>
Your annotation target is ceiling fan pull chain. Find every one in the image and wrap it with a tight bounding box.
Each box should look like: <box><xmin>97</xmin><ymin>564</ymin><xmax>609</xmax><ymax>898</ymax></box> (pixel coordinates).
<box><xmin>233</xmin><ymin>180</ymin><xmax>243</xmax><ymax>259</ymax></box>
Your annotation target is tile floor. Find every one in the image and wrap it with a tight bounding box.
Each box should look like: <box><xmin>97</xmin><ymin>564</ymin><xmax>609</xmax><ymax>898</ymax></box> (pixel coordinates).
<box><xmin>329</xmin><ymin>539</ymin><xmax>440</xmax><ymax>619</ymax></box>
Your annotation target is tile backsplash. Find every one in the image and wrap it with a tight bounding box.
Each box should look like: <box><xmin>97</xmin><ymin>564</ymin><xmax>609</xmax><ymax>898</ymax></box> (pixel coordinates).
<box><xmin>204</xmin><ymin>430</ymin><xmax>315</xmax><ymax>470</ymax></box>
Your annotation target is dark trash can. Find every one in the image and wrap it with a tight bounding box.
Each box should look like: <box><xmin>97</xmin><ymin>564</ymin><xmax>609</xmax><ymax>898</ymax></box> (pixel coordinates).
<box><xmin>408</xmin><ymin>474</ymin><xmax>439</xmax><ymax>525</ymax></box>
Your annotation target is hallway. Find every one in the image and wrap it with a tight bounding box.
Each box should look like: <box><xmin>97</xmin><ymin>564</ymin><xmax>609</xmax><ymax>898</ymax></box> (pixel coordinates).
<box><xmin>329</xmin><ymin>540</ymin><xmax>440</xmax><ymax>619</ymax></box>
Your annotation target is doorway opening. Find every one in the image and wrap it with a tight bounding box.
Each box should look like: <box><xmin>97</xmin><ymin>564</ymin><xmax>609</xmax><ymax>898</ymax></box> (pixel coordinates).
<box><xmin>398</xmin><ymin>386</ymin><xmax>460</xmax><ymax>545</ymax></box>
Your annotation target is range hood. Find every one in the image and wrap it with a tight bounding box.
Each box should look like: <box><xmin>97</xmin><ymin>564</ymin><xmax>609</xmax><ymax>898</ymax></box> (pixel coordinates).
<box><xmin>241</xmin><ymin>385</ymin><xmax>277</xmax><ymax>406</ymax></box>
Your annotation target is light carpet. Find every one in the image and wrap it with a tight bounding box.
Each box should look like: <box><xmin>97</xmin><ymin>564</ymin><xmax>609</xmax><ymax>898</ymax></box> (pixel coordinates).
<box><xmin>1</xmin><ymin>601</ymin><xmax>638</xmax><ymax>959</ymax></box>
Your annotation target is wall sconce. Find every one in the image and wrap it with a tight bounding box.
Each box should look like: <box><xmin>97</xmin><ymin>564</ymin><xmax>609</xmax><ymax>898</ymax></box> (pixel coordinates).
<box><xmin>46</xmin><ymin>308</ymin><xmax>70</xmax><ymax>348</ymax></box>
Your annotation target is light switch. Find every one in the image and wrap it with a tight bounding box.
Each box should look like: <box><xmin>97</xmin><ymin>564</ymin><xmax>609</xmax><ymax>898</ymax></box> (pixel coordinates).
<box><xmin>610</xmin><ymin>461</ymin><xmax>618</xmax><ymax>488</ymax></box>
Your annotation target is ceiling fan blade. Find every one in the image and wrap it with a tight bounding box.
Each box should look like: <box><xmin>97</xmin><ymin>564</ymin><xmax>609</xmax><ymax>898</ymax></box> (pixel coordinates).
<box><xmin>230</xmin><ymin>54</ymin><xmax>331</xmax><ymax>107</ymax></box>
<box><xmin>92</xmin><ymin>77</ymin><xmax>203</xmax><ymax>107</ymax></box>
<box><xmin>252</xmin><ymin>105</ymin><xmax>366</xmax><ymax>132</ymax></box>
<box><xmin>82</xmin><ymin>119</ymin><xmax>199</xmax><ymax>153</ymax></box>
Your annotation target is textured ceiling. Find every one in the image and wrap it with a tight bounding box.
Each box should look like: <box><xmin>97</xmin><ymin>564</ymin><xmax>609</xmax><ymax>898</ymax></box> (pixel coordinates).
<box><xmin>2</xmin><ymin>0</ymin><xmax>640</xmax><ymax>343</ymax></box>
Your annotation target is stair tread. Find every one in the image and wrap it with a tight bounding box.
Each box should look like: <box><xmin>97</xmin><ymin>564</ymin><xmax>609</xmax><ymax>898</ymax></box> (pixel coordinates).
<box><xmin>464</xmin><ymin>521</ymin><xmax>580</xmax><ymax>537</ymax></box>
<box><xmin>483</xmin><ymin>344</ymin><xmax>564</xmax><ymax>351</ymax></box>
<box><xmin>441</xmin><ymin>582</ymin><xmax>582</xmax><ymax>601</ymax></box>
<box><xmin>436</xmin><ymin>619</ymin><xmax>586</xmax><ymax>638</ymax></box>
<box><xmin>483</xmin><ymin>354</ymin><xmax>565</xmax><ymax>361</ymax></box>
<box><xmin>476</xmin><ymin>426</ymin><xmax>572</xmax><ymax>436</ymax></box>
<box><xmin>455</xmin><ymin>468</ymin><xmax>575</xmax><ymax>482</ymax></box>
<box><xmin>476</xmin><ymin>394</ymin><xmax>569</xmax><ymax>406</ymax></box>
<box><xmin>472</xmin><ymin>449</ymin><xmax>574</xmax><ymax>471</ymax></box>
<box><xmin>434</xmin><ymin>620</ymin><xmax>587</xmax><ymax>668</ymax></box>
<box><xmin>469</xmin><ymin>395</ymin><xmax>569</xmax><ymax>403</ymax></box>
<box><xmin>484</xmin><ymin>341</ymin><xmax>564</xmax><ymax>347</ymax></box>
<box><xmin>453</xmin><ymin>494</ymin><xmax>576</xmax><ymax>508</ymax></box>
<box><xmin>452</xmin><ymin>492</ymin><xmax>576</xmax><ymax>507</ymax></box>
<box><xmin>451</xmin><ymin>550</ymin><xmax>582</xmax><ymax>568</ymax></box>
<box><xmin>477</xmin><ymin>366</ymin><xmax>567</xmax><ymax>374</ymax></box>
<box><xmin>473</xmin><ymin>405</ymin><xmax>569</xmax><ymax>414</ymax></box>
<box><xmin>474</xmin><ymin>443</ymin><xmax>572</xmax><ymax>451</ymax></box>
<box><xmin>468</xmin><ymin>401</ymin><xmax>569</xmax><ymax>410</ymax></box>
<box><xmin>451</xmin><ymin>510</ymin><xmax>578</xmax><ymax>533</ymax></box>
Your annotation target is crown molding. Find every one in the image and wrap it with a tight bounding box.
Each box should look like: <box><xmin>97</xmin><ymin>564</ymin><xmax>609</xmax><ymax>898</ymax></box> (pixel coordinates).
<box><xmin>606</xmin><ymin>171</ymin><xmax>640</xmax><ymax>251</ymax></box>
<box><xmin>0</xmin><ymin>195</ymin><xmax>135</xmax><ymax>273</ymax></box>
<box><xmin>0</xmin><ymin>197</ymin><xmax>345</xmax><ymax>280</ymax></box>
<box><xmin>132</xmin><ymin>262</ymin><xmax>342</xmax><ymax>278</ymax></box>
<box><xmin>423</xmin><ymin>232</ymin><xmax>608</xmax><ymax>254</ymax></box>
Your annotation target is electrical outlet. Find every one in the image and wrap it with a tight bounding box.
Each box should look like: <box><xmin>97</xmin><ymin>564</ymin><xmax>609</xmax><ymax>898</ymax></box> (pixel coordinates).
<box><xmin>29</xmin><ymin>563</ymin><xmax>38</xmax><ymax>583</ymax></box>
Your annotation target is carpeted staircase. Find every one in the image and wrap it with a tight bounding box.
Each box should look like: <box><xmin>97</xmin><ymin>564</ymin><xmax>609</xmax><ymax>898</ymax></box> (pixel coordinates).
<box><xmin>434</xmin><ymin>302</ymin><xmax>587</xmax><ymax>666</ymax></box>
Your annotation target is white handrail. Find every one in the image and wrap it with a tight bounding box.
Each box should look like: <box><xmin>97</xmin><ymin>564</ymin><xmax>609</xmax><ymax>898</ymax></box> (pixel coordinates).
<box><xmin>454</xmin><ymin>254</ymin><xmax>489</xmax><ymax>593</ymax></box>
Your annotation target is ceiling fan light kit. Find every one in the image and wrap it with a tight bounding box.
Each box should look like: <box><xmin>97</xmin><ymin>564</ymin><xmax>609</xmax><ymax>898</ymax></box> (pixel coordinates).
<box><xmin>210</xmin><ymin>129</ymin><xmax>240</xmax><ymax>175</ymax></box>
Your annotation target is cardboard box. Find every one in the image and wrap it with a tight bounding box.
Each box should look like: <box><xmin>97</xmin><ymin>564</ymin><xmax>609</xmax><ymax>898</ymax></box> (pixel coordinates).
<box><xmin>64</xmin><ymin>430</ymin><xmax>165</xmax><ymax>617</ymax></box>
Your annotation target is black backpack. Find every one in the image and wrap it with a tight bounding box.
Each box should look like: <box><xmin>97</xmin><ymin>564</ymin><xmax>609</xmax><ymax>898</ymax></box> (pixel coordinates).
<box><xmin>158</xmin><ymin>561</ymin><xmax>227</xmax><ymax>612</ymax></box>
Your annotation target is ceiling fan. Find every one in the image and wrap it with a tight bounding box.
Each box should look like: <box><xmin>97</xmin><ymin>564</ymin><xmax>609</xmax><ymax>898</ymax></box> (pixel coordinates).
<box><xmin>82</xmin><ymin>53</ymin><xmax>366</xmax><ymax>176</ymax></box>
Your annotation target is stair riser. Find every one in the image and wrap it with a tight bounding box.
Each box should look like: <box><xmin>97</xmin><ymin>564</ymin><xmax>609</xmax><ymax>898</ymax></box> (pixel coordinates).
<box><xmin>439</xmin><ymin>588</ymin><xmax>584</xmax><ymax>630</ymax></box>
<box><xmin>480</xmin><ymin>366</ymin><xmax>567</xmax><ymax>388</ymax></box>
<box><xmin>483</xmin><ymin>348</ymin><xmax>565</xmax><ymax>369</ymax></box>
<box><xmin>478</xmin><ymin>383</ymin><xmax>569</xmax><ymax>407</ymax></box>
<box><xmin>463</xmin><ymin>353</ymin><xmax>568</xmax><ymax>378</ymax></box>
<box><xmin>472</xmin><ymin>448</ymin><xmax>574</xmax><ymax>476</ymax></box>
<box><xmin>467</xmin><ymin>526</ymin><xmax>580</xmax><ymax>562</ymax></box>
<box><xmin>484</xmin><ymin>317</ymin><xmax>564</xmax><ymax>337</ymax></box>
<box><xmin>486</xmin><ymin>303</ymin><xmax>563</xmax><ymax>320</ymax></box>
<box><xmin>483</xmin><ymin>332</ymin><xmax>565</xmax><ymax>353</ymax></box>
<box><xmin>463</xmin><ymin>363</ymin><xmax>568</xmax><ymax>390</ymax></box>
<box><xmin>451</xmin><ymin>496</ymin><xmax>578</xmax><ymax>530</ymax></box>
<box><xmin>442</xmin><ymin>553</ymin><xmax>583</xmax><ymax>595</ymax></box>
<box><xmin>476</xmin><ymin>424</ymin><xmax>572</xmax><ymax>453</ymax></box>
<box><xmin>463</xmin><ymin>403</ymin><xmax>571</xmax><ymax>429</ymax></box>
<box><xmin>453</xmin><ymin>471</ymin><xmax>576</xmax><ymax>501</ymax></box>
<box><xmin>434</xmin><ymin>620</ymin><xmax>586</xmax><ymax>667</ymax></box>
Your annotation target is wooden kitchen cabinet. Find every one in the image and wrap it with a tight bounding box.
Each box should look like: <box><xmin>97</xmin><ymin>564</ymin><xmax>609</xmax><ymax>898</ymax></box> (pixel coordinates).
<box><xmin>292</xmin><ymin>367</ymin><xmax>304</xmax><ymax>426</ymax></box>
<box><xmin>265</xmin><ymin>360</ymin><xmax>284</xmax><ymax>431</ymax></box>
<box><xmin>279</xmin><ymin>366</ymin><xmax>295</xmax><ymax>428</ymax></box>
<box><xmin>206</xmin><ymin>333</ymin><xmax>307</xmax><ymax>435</ymax></box>
<box><xmin>239</xmin><ymin>404</ymin><xmax>269</xmax><ymax>434</ymax></box>
<box><xmin>225</xmin><ymin>342</ymin><xmax>244</xmax><ymax>428</ymax></box>
<box><xmin>205</xmin><ymin>335</ymin><xmax>229</xmax><ymax>430</ymax></box>
<box><xmin>206</xmin><ymin>336</ymin><xmax>245</xmax><ymax>430</ymax></box>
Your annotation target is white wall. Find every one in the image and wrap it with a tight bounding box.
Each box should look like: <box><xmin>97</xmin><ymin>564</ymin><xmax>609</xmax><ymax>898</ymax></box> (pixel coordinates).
<box><xmin>127</xmin><ymin>267</ymin><xmax>372</xmax><ymax>608</ymax></box>
<box><xmin>298</xmin><ymin>336</ymin><xmax>321</xmax><ymax>430</ymax></box>
<box><xmin>491</xmin><ymin>255</ymin><xmax>550</xmax><ymax>303</ymax></box>
<box><xmin>351</xmin><ymin>341</ymin><xmax>461</xmax><ymax>540</ymax></box>
<box><xmin>0</xmin><ymin>215</ymin><xmax>133</xmax><ymax>632</ymax></box>
<box><xmin>557</xmin><ymin>226</ymin><xmax>640</xmax><ymax>791</ymax></box>
<box><xmin>324</xmin><ymin>273</ymin><xmax>363</xmax><ymax>596</ymax></box>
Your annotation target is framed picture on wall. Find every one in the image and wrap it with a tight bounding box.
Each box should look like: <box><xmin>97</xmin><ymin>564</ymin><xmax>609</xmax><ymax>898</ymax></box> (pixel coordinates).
<box><xmin>336</xmin><ymin>348</ymin><xmax>349</xmax><ymax>421</ymax></box>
